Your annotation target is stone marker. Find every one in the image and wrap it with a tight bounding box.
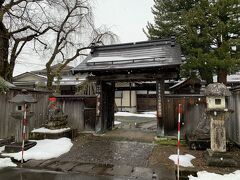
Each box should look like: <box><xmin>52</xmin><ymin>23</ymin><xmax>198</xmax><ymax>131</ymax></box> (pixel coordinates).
<box><xmin>205</xmin><ymin>83</ymin><xmax>236</xmax><ymax>167</ymax></box>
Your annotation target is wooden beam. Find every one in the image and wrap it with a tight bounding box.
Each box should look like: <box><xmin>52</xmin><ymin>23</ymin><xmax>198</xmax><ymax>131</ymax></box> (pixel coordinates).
<box><xmin>87</xmin><ymin>72</ymin><xmax>177</xmax><ymax>82</ymax></box>
<box><xmin>115</xmin><ymin>86</ymin><xmax>156</xmax><ymax>91</ymax></box>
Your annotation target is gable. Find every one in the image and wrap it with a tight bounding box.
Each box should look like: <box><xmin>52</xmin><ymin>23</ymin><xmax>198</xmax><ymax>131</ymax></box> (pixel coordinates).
<box><xmin>13</xmin><ymin>72</ymin><xmax>47</xmax><ymax>82</ymax></box>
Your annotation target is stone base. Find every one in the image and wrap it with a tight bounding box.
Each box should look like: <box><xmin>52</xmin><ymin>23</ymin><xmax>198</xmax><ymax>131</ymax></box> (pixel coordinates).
<box><xmin>0</xmin><ymin>137</ymin><xmax>14</xmax><ymax>147</ymax></box>
<box><xmin>4</xmin><ymin>141</ymin><xmax>37</xmax><ymax>153</ymax></box>
<box><xmin>44</xmin><ymin>120</ymin><xmax>68</xmax><ymax>129</ymax></box>
<box><xmin>30</xmin><ymin>128</ymin><xmax>77</xmax><ymax>140</ymax></box>
<box><xmin>175</xmin><ymin>167</ymin><xmax>197</xmax><ymax>180</ymax></box>
<box><xmin>204</xmin><ymin>149</ymin><xmax>237</xmax><ymax>167</ymax></box>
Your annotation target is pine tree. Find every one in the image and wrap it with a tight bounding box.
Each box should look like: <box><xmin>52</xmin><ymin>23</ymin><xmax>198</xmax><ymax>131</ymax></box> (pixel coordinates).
<box><xmin>146</xmin><ymin>0</ymin><xmax>240</xmax><ymax>84</ymax></box>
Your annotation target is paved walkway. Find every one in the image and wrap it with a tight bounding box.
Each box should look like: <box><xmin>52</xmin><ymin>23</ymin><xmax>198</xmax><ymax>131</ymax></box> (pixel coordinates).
<box><xmin>22</xmin><ymin>133</ymin><xmax>175</xmax><ymax>180</ymax></box>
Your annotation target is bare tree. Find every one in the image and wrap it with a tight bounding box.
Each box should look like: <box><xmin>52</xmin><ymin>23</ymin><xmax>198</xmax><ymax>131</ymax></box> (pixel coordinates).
<box><xmin>0</xmin><ymin>0</ymin><xmax>117</xmax><ymax>85</ymax></box>
<box><xmin>0</xmin><ymin>0</ymin><xmax>51</xmax><ymax>82</ymax></box>
<box><xmin>37</xmin><ymin>0</ymin><xmax>117</xmax><ymax>90</ymax></box>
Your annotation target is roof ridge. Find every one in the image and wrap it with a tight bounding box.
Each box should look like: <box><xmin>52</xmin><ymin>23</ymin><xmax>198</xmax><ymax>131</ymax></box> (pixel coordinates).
<box><xmin>91</xmin><ymin>37</ymin><xmax>176</xmax><ymax>53</ymax></box>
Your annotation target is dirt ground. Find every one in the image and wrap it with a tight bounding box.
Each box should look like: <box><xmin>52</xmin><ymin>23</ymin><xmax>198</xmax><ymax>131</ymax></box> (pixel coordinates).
<box><xmin>105</xmin><ymin>128</ymin><xmax>240</xmax><ymax>175</ymax></box>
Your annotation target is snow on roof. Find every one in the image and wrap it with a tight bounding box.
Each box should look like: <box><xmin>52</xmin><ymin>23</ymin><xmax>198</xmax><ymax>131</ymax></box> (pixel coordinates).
<box><xmin>213</xmin><ymin>74</ymin><xmax>240</xmax><ymax>83</ymax></box>
<box><xmin>87</xmin><ymin>56</ymin><xmax>152</xmax><ymax>63</ymax></box>
<box><xmin>72</xmin><ymin>38</ymin><xmax>182</xmax><ymax>74</ymax></box>
<box><xmin>169</xmin><ymin>79</ymin><xmax>185</xmax><ymax>89</ymax></box>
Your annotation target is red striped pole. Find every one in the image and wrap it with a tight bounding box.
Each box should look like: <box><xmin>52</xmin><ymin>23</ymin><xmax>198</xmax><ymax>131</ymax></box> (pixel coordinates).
<box><xmin>21</xmin><ymin>104</ymin><xmax>27</xmax><ymax>164</ymax></box>
<box><xmin>177</xmin><ymin>104</ymin><xmax>182</xmax><ymax>180</ymax></box>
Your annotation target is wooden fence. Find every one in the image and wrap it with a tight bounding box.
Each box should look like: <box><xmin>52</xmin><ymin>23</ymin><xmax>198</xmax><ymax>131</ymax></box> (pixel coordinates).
<box><xmin>55</xmin><ymin>95</ymin><xmax>96</xmax><ymax>131</ymax></box>
<box><xmin>0</xmin><ymin>88</ymin><xmax>97</xmax><ymax>139</ymax></box>
<box><xmin>164</xmin><ymin>94</ymin><xmax>206</xmax><ymax>132</ymax></box>
<box><xmin>137</xmin><ymin>94</ymin><xmax>206</xmax><ymax>132</ymax></box>
<box><xmin>0</xmin><ymin>87</ymin><xmax>208</xmax><ymax>138</ymax></box>
<box><xmin>0</xmin><ymin>87</ymin><xmax>50</xmax><ymax>138</ymax></box>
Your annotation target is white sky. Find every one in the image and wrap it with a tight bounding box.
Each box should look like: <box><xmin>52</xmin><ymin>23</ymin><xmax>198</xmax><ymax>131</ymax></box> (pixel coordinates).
<box><xmin>14</xmin><ymin>0</ymin><xmax>154</xmax><ymax>76</ymax></box>
<box><xmin>93</xmin><ymin>0</ymin><xmax>154</xmax><ymax>43</ymax></box>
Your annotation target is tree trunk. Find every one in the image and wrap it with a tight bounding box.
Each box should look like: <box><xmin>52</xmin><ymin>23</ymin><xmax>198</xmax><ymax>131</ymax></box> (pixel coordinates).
<box><xmin>0</xmin><ymin>21</ymin><xmax>10</xmax><ymax>81</ymax></box>
<box><xmin>217</xmin><ymin>69</ymin><xmax>227</xmax><ymax>85</ymax></box>
<box><xmin>47</xmin><ymin>74</ymin><xmax>54</xmax><ymax>91</ymax></box>
<box><xmin>199</xmin><ymin>68</ymin><xmax>213</xmax><ymax>85</ymax></box>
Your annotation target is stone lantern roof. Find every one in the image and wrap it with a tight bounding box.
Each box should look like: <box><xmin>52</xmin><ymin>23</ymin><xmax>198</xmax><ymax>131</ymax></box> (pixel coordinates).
<box><xmin>205</xmin><ymin>83</ymin><xmax>230</xmax><ymax>97</ymax></box>
<box><xmin>9</xmin><ymin>89</ymin><xmax>37</xmax><ymax>104</ymax></box>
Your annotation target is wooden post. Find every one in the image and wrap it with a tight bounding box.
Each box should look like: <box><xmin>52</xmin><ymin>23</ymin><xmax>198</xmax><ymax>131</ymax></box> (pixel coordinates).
<box><xmin>95</xmin><ymin>80</ymin><xmax>103</xmax><ymax>133</ymax></box>
<box><xmin>129</xmin><ymin>82</ymin><xmax>132</xmax><ymax>110</ymax></box>
<box><xmin>156</xmin><ymin>80</ymin><xmax>165</xmax><ymax>137</ymax></box>
<box><xmin>107</xmin><ymin>82</ymin><xmax>115</xmax><ymax>129</ymax></box>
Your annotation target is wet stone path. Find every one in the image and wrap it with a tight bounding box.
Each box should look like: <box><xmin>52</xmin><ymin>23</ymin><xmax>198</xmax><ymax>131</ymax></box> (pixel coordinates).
<box><xmin>60</xmin><ymin>138</ymin><xmax>154</xmax><ymax>167</ymax></box>
<box><xmin>22</xmin><ymin>135</ymin><xmax>159</xmax><ymax>179</ymax></box>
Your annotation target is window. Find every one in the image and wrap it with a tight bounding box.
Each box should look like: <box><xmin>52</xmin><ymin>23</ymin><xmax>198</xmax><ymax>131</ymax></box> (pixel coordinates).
<box><xmin>17</xmin><ymin>105</ymin><xmax>22</xmax><ymax>111</ymax></box>
<box><xmin>215</xmin><ymin>99</ymin><xmax>221</xmax><ymax>105</ymax></box>
<box><xmin>115</xmin><ymin>91</ymin><xmax>123</xmax><ymax>98</ymax></box>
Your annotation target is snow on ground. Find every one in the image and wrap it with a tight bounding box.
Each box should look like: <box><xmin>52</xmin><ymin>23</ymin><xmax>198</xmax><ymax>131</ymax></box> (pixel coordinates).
<box><xmin>169</xmin><ymin>154</ymin><xmax>196</xmax><ymax>167</ymax></box>
<box><xmin>189</xmin><ymin>170</ymin><xmax>240</xmax><ymax>180</ymax></box>
<box><xmin>2</xmin><ymin>137</ymin><xmax>73</xmax><ymax>161</ymax></box>
<box><xmin>0</xmin><ymin>146</ymin><xmax>5</xmax><ymax>153</ymax></box>
<box><xmin>0</xmin><ymin>158</ymin><xmax>17</xmax><ymax>169</ymax></box>
<box><xmin>31</xmin><ymin>127</ymin><xmax>71</xmax><ymax>134</ymax></box>
<box><xmin>114</xmin><ymin>121</ymin><xmax>122</xmax><ymax>125</ymax></box>
<box><xmin>114</xmin><ymin>111</ymin><xmax>156</xmax><ymax>118</ymax></box>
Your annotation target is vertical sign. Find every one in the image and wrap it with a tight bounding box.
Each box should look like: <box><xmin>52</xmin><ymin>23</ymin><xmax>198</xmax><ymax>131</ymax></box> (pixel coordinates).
<box><xmin>157</xmin><ymin>81</ymin><xmax>162</xmax><ymax>117</ymax></box>
<box><xmin>95</xmin><ymin>81</ymin><xmax>102</xmax><ymax>132</ymax></box>
<box><xmin>96</xmin><ymin>82</ymin><xmax>101</xmax><ymax>117</ymax></box>
<box><xmin>156</xmin><ymin>80</ymin><xmax>164</xmax><ymax>136</ymax></box>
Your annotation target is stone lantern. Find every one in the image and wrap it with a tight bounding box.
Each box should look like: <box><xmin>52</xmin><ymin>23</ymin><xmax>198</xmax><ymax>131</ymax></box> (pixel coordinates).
<box><xmin>5</xmin><ymin>89</ymin><xmax>37</xmax><ymax>153</ymax></box>
<box><xmin>205</xmin><ymin>83</ymin><xmax>236</xmax><ymax>166</ymax></box>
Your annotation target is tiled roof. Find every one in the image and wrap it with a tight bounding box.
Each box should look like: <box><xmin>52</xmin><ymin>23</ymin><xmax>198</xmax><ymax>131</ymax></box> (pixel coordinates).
<box><xmin>72</xmin><ymin>38</ymin><xmax>182</xmax><ymax>74</ymax></box>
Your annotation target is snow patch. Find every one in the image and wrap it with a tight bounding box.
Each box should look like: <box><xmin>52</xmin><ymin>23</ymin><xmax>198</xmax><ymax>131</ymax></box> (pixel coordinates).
<box><xmin>169</xmin><ymin>154</ymin><xmax>195</xmax><ymax>167</ymax></box>
<box><xmin>31</xmin><ymin>127</ymin><xmax>71</xmax><ymax>134</ymax></box>
<box><xmin>189</xmin><ymin>170</ymin><xmax>240</xmax><ymax>180</ymax></box>
<box><xmin>2</xmin><ymin>138</ymin><xmax>73</xmax><ymax>161</ymax></box>
<box><xmin>114</xmin><ymin>121</ymin><xmax>122</xmax><ymax>125</ymax></box>
<box><xmin>0</xmin><ymin>146</ymin><xmax>5</xmax><ymax>153</ymax></box>
<box><xmin>0</xmin><ymin>158</ymin><xmax>17</xmax><ymax>169</ymax></box>
<box><xmin>115</xmin><ymin>111</ymin><xmax>156</xmax><ymax>118</ymax></box>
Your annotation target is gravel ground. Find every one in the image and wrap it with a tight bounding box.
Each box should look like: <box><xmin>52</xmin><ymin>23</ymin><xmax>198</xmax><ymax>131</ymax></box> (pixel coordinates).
<box><xmin>59</xmin><ymin>134</ymin><xmax>154</xmax><ymax>167</ymax></box>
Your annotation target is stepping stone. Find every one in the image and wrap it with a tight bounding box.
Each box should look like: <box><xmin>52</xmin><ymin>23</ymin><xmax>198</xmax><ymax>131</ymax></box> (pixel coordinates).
<box><xmin>105</xmin><ymin>165</ymin><xmax>133</xmax><ymax>177</ymax></box>
<box><xmin>23</xmin><ymin>160</ymin><xmax>45</xmax><ymax>168</ymax></box>
<box><xmin>131</xmin><ymin>167</ymin><xmax>154</xmax><ymax>179</ymax></box>
<box><xmin>57</xmin><ymin>162</ymin><xmax>79</xmax><ymax>171</ymax></box>
<box><xmin>71</xmin><ymin>164</ymin><xmax>95</xmax><ymax>173</ymax></box>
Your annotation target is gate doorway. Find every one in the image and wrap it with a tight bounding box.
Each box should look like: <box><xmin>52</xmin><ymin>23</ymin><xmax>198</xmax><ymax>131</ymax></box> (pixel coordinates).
<box><xmin>72</xmin><ymin>38</ymin><xmax>182</xmax><ymax>136</ymax></box>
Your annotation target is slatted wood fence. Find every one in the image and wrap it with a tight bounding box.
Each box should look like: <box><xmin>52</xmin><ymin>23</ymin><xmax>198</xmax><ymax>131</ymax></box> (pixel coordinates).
<box><xmin>0</xmin><ymin>88</ymin><xmax>50</xmax><ymax>138</ymax></box>
<box><xmin>0</xmin><ymin>89</ymin><xmax>97</xmax><ymax>138</ymax></box>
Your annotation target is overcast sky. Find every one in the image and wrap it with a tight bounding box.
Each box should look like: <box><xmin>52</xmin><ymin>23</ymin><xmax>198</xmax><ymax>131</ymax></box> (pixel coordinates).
<box><xmin>14</xmin><ymin>0</ymin><xmax>154</xmax><ymax>76</ymax></box>
<box><xmin>93</xmin><ymin>0</ymin><xmax>154</xmax><ymax>43</ymax></box>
